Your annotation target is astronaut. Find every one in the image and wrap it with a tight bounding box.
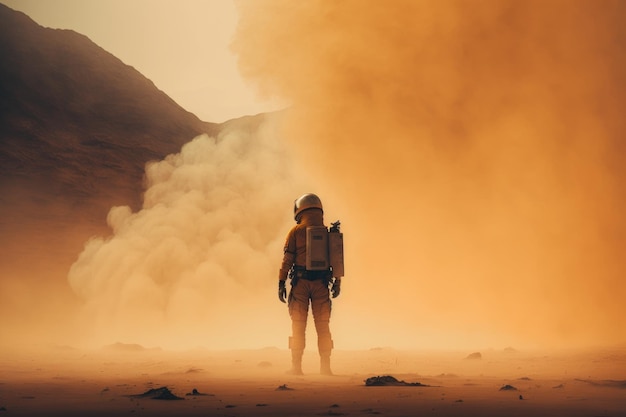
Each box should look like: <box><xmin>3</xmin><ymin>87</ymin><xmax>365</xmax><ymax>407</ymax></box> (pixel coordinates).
<box><xmin>278</xmin><ymin>193</ymin><xmax>342</xmax><ymax>375</ymax></box>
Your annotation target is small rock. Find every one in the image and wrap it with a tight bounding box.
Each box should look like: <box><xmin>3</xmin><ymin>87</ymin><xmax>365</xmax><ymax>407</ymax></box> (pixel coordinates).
<box><xmin>465</xmin><ymin>352</ymin><xmax>482</xmax><ymax>360</ymax></box>
<box><xmin>185</xmin><ymin>388</ymin><xmax>212</xmax><ymax>396</ymax></box>
<box><xmin>499</xmin><ymin>384</ymin><xmax>518</xmax><ymax>391</ymax></box>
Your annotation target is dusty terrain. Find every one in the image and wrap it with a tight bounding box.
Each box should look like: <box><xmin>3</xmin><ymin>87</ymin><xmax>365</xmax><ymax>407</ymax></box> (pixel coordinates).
<box><xmin>0</xmin><ymin>345</ymin><xmax>624</xmax><ymax>416</ymax></box>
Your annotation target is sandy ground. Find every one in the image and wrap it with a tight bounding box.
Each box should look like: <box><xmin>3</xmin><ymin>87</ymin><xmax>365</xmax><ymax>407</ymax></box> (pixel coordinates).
<box><xmin>0</xmin><ymin>345</ymin><xmax>624</xmax><ymax>417</ymax></box>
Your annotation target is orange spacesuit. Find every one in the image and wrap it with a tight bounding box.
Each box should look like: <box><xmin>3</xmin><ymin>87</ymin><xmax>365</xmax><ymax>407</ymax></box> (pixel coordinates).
<box><xmin>278</xmin><ymin>193</ymin><xmax>341</xmax><ymax>375</ymax></box>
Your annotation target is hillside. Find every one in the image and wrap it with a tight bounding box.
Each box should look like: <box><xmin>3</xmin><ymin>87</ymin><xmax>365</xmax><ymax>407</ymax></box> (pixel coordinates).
<box><xmin>0</xmin><ymin>3</ymin><xmax>221</xmax><ymax>318</ymax></box>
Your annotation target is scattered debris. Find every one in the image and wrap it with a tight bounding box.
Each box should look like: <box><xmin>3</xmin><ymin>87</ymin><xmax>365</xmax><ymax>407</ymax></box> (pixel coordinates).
<box><xmin>276</xmin><ymin>384</ymin><xmax>294</xmax><ymax>391</ymax></box>
<box><xmin>465</xmin><ymin>352</ymin><xmax>482</xmax><ymax>360</ymax></box>
<box><xmin>128</xmin><ymin>386</ymin><xmax>183</xmax><ymax>400</ymax></box>
<box><xmin>499</xmin><ymin>385</ymin><xmax>518</xmax><ymax>391</ymax></box>
<box><xmin>364</xmin><ymin>375</ymin><xmax>429</xmax><ymax>387</ymax></box>
<box><xmin>185</xmin><ymin>388</ymin><xmax>213</xmax><ymax>396</ymax></box>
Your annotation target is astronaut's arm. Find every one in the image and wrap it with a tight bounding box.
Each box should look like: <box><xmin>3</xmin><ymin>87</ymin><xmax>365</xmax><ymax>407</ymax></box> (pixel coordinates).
<box><xmin>278</xmin><ymin>229</ymin><xmax>296</xmax><ymax>281</ymax></box>
<box><xmin>279</xmin><ymin>249</ymin><xmax>295</xmax><ymax>281</ymax></box>
<box><xmin>278</xmin><ymin>241</ymin><xmax>295</xmax><ymax>303</ymax></box>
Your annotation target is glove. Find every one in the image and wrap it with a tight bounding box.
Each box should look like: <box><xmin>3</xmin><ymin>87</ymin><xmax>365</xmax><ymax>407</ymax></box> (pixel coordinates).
<box><xmin>331</xmin><ymin>279</ymin><xmax>341</xmax><ymax>298</ymax></box>
<box><xmin>278</xmin><ymin>280</ymin><xmax>287</xmax><ymax>303</ymax></box>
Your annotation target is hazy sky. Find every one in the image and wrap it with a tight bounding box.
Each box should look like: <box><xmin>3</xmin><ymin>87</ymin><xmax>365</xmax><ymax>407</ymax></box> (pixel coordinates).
<box><xmin>2</xmin><ymin>0</ymin><xmax>280</xmax><ymax>122</ymax></box>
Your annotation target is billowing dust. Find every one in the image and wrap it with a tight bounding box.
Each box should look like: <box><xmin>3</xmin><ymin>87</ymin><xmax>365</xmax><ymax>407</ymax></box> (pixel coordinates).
<box><xmin>2</xmin><ymin>1</ymin><xmax>625</xmax><ymax>356</ymax></box>
<box><xmin>64</xmin><ymin>115</ymin><xmax>309</xmax><ymax>349</ymax></box>
<box><xmin>231</xmin><ymin>0</ymin><xmax>626</xmax><ymax>349</ymax></box>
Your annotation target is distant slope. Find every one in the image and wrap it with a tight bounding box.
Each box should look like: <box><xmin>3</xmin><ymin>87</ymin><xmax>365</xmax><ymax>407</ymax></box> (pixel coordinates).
<box><xmin>0</xmin><ymin>3</ymin><xmax>221</xmax><ymax>299</ymax></box>
<box><xmin>0</xmin><ymin>3</ymin><xmax>218</xmax><ymax>213</ymax></box>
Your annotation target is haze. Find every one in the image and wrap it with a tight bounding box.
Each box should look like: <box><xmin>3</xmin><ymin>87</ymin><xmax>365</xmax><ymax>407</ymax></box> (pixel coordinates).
<box><xmin>2</xmin><ymin>0</ymin><xmax>625</xmax><ymax>353</ymax></box>
<box><xmin>232</xmin><ymin>0</ymin><xmax>626</xmax><ymax>349</ymax></box>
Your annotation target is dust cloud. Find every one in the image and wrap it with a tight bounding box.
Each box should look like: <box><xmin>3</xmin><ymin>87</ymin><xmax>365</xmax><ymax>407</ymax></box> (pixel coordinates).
<box><xmin>67</xmin><ymin>115</ymin><xmax>308</xmax><ymax>349</ymax></box>
<box><xmin>232</xmin><ymin>0</ymin><xmax>626</xmax><ymax>349</ymax></box>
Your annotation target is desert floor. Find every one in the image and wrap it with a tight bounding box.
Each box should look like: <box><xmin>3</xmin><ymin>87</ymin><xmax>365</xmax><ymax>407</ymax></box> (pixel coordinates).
<box><xmin>0</xmin><ymin>344</ymin><xmax>624</xmax><ymax>416</ymax></box>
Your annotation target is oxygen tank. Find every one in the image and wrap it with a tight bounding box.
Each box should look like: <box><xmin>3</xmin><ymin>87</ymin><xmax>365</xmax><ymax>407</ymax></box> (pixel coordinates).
<box><xmin>328</xmin><ymin>221</ymin><xmax>344</xmax><ymax>278</ymax></box>
<box><xmin>306</xmin><ymin>226</ymin><xmax>330</xmax><ymax>270</ymax></box>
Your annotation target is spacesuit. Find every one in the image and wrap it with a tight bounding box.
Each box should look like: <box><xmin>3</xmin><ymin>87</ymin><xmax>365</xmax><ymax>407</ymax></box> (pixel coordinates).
<box><xmin>278</xmin><ymin>193</ymin><xmax>341</xmax><ymax>375</ymax></box>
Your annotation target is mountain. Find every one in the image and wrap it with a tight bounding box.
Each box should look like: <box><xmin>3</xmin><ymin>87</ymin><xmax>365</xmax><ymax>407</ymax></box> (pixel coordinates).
<box><xmin>0</xmin><ymin>3</ymin><xmax>221</xmax><ymax>314</ymax></box>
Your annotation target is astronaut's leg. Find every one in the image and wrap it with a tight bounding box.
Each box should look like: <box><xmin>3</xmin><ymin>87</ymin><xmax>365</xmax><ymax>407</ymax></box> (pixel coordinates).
<box><xmin>288</xmin><ymin>320</ymin><xmax>306</xmax><ymax>375</ymax></box>
<box><xmin>311</xmin><ymin>280</ymin><xmax>333</xmax><ymax>375</ymax></box>
<box><xmin>288</xmin><ymin>280</ymin><xmax>310</xmax><ymax>375</ymax></box>
<box><xmin>315</xmin><ymin>319</ymin><xmax>333</xmax><ymax>375</ymax></box>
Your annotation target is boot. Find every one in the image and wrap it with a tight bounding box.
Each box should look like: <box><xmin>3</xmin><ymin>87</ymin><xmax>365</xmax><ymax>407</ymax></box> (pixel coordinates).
<box><xmin>320</xmin><ymin>351</ymin><xmax>332</xmax><ymax>375</ymax></box>
<box><xmin>287</xmin><ymin>349</ymin><xmax>304</xmax><ymax>375</ymax></box>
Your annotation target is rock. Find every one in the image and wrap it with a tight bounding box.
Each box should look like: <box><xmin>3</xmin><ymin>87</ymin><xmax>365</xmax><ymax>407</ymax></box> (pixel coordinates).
<box><xmin>185</xmin><ymin>388</ymin><xmax>213</xmax><ymax>396</ymax></box>
<box><xmin>465</xmin><ymin>352</ymin><xmax>482</xmax><ymax>360</ymax></box>
<box><xmin>364</xmin><ymin>375</ymin><xmax>428</xmax><ymax>387</ymax></box>
<box><xmin>128</xmin><ymin>386</ymin><xmax>183</xmax><ymax>400</ymax></box>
